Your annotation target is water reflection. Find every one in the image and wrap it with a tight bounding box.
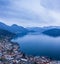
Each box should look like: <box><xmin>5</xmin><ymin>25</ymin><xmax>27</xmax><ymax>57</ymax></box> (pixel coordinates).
<box><xmin>12</xmin><ymin>34</ymin><xmax>60</xmax><ymax>60</ymax></box>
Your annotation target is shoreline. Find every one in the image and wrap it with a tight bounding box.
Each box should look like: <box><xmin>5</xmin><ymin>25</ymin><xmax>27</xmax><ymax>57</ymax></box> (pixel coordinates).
<box><xmin>0</xmin><ymin>36</ymin><xmax>60</xmax><ymax>64</ymax></box>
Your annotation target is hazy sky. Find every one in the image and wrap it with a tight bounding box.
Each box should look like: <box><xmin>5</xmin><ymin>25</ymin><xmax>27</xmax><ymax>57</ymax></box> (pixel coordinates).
<box><xmin>0</xmin><ymin>0</ymin><xmax>60</xmax><ymax>27</ymax></box>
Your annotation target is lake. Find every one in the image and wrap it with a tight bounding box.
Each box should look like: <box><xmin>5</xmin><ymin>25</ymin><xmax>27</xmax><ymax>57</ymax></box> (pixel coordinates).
<box><xmin>12</xmin><ymin>34</ymin><xmax>60</xmax><ymax>60</ymax></box>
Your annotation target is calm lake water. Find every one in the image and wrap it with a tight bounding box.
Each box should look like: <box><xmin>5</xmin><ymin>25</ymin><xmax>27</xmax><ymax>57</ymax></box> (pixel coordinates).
<box><xmin>12</xmin><ymin>34</ymin><xmax>60</xmax><ymax>60</ymax></box>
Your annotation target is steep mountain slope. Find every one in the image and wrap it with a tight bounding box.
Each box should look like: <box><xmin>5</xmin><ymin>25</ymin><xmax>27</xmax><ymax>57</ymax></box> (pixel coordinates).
<box><xmin>11</xmin><ymin>24</ymin><xmax>28</xmax><ymax>34</ymax></box>
<box><xmin>43</xmin><ymin>28</ymin><xmax>60</xmax><ymax>37</ymax></box>
<box><xmin>0</xmin><ymin>22</ymin><xmax>10</xmax><ymax>30</ymax></box>
<box><xmin>0</xmin><ymin>29</ymin><xmax>16</xmax><ymax>39</ymax></box>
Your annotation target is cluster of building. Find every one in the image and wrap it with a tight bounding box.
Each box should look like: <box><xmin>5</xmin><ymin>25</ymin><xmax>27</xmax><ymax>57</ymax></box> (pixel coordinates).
<box><xmin>0</xmin><ymin>37</ymin><xmax>60</xmax><ymax>64</ymax></box>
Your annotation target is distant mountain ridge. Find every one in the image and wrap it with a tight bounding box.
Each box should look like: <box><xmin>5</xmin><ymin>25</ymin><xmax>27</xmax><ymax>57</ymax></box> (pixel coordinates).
<box><xmin>27</xmin><ymin>26</ymin><xmax>60</xmax><ymax>33</ymax></box>
<box><xmin>0</xmin><ymin>22</ymin><xmax>60</xmax><ymax>37</ymax></box>
<box><xmin>0</xmin><ymin>22</ymin><xmax>28</xmax><ymax>34</ymax></box>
